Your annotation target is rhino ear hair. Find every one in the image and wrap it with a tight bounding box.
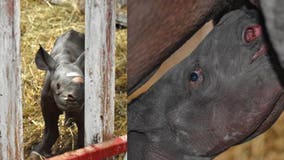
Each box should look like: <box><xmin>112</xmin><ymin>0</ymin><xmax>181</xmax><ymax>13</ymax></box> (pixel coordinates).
<box><xmin>35</xmin><ymin>45</ymin><xmax>56</xmax><ymax>71</ymax></box>
<box><xmin>74</xmin><ymin>51</ymin><xmax>85</xmax><ymax>73</ymax></box>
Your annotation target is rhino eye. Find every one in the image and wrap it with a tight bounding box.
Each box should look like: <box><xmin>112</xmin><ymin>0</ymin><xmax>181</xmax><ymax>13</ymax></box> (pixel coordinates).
<box><xmin>190</xmin><ymin>72</ymin><xmax>199</xmax><ymax>82</ymax></box>
<box><xmin>189</xmin><ymin>68</ymin><xmax>203</xmax><ymax>88</ymax></box>
<box><xmin>56</xmin><ymin>83</ymin><xmax>61</xmax><ymax>90</ymax></box>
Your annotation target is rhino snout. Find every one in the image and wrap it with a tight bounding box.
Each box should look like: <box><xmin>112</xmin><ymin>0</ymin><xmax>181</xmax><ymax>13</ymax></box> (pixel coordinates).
<box><xmin>63</xmin><ymin>92</ymin><xmax>83</xmax><ymax>103</ymax></box>
<box><xmin>65</xmin><ymin>93</ymin><xmax>76</xmax><ymax>101</ymax></box>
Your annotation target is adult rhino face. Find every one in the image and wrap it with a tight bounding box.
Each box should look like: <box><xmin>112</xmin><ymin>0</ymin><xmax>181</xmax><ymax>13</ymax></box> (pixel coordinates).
<box><xmin>128</xmin><ymin>8</ymin><xmax>284</xmax><ymax>159</ymax></box>
<box><xmin>35</xmin><ymin>46</ymin><xmax>85</xmax><ymax>112</ymax></box>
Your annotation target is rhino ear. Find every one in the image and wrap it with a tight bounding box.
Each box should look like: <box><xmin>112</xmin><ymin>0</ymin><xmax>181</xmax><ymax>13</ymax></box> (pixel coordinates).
<box><xmin>74</xmin><ymin>52</ymin><xmax>85</xmax><ymax>73</ymax></box>
<box><xmin>35</xmin><ymin>45</ymin><xmax>56</xmax><ymax>71</ymax></box>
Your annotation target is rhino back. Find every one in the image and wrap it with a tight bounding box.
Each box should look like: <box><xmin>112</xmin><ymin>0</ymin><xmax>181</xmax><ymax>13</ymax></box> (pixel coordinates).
<box><xmin>50</xmin><ymin>30</ymin><xmax>85</xmax><ymax>62</ymax></box>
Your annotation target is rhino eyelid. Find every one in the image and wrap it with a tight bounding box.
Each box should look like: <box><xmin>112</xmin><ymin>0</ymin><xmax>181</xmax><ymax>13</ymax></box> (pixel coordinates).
<box><xmin>190</xmin><ymin>69</ymin><xmax>202</xmax><ymax>79</ymax></box>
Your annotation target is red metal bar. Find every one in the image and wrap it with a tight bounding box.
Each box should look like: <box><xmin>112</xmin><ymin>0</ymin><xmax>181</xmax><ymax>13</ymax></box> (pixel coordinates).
<box><xmin>48</xmin><ymin>135</ymin><xmax>127</xmax><ymax>160</ymax></box>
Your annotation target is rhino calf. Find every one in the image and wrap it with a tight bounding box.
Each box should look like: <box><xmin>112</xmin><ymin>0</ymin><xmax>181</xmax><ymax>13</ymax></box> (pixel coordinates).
<box><xmin>32</xmin><ymin>30</ymin><xmax>85</xmax><ymax>157</ymax></box>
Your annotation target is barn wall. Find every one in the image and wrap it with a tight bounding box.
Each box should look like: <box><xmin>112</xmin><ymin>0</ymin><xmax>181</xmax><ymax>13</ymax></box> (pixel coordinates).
<box><xmin>0</xmin><ymin>0</ymin><xmax>23</xmax><ymax>159</ymax></box>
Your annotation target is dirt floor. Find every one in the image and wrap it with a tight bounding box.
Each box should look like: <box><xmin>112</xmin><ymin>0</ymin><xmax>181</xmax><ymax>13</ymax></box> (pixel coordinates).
<box><xmin>21</xmin><ymin>0</ymin><xmax>126</xmax><ymax>159</ymax></box>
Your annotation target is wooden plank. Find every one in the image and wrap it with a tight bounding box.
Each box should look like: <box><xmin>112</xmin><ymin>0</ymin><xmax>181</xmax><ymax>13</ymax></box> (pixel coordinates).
<box><xmin>85</xmin><ymin>0</ymin><xmax>115</xmax><ymax>145</ymax></box>
<box><xmin>0</xmin><ymin>0</ymin><xmax>23</xmax><ymax>159</ymax></box>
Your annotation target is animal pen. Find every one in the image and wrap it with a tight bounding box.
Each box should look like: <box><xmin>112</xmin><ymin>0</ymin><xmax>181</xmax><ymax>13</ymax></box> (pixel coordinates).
<box><xmin>0</xmin><ymin>0</ymin><xmax>126</xmax><ymax>159</ymax></box>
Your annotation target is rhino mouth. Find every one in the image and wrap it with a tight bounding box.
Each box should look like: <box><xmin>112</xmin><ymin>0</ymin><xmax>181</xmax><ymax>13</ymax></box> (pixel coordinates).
<box><xmin>66</xmin><ymin>99</ymin><xmax>83</xmax><ymax>106</ymax></box>
<box><xmin>57</xmin><ymin>100</ymin><xmax>84</xmax><ymax>112</ymax></box>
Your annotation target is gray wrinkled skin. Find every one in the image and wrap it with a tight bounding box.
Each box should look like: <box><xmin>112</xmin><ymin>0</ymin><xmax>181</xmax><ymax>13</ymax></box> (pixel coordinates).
<box><xmin>128</xmin><ymin>8</ymin><xmax>284</xmax><ymax>160</ymax></box>
<box><xmin>260</xmin><ymin>0</ymin><xmax>284</xmax><ymax>68</ymax></box>
<box><xmin>32</xmin><ymin>30</ymin><xmax>85</xmax><ymax>157</ymax></box>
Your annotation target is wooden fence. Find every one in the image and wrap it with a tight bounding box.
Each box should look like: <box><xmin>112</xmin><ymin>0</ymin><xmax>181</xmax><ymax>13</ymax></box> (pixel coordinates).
<box><xmin>85</xmin><ymin>0</ymin><xmax>115</xmax><ymax>145</ymax></box>
<box><xmin>0</xmin><ymin>0</ymin><xmax>116</xmax><ymax>159</ymax></box>
<box><xmin>0</xmin><ymin>0</ymin><xmax>22</xmax><ymax>159</ymax></box>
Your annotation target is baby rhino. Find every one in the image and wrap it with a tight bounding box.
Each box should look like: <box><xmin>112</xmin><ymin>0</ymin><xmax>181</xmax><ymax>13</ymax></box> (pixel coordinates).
<box><xmin>32</xmin><ymin>30</ymin><xmax>85</xmax><ymax>157</ymax></box>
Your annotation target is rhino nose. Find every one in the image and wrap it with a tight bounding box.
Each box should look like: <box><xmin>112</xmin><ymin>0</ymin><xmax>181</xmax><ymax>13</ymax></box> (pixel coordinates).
<box><xmin>67</xmin><ymin>94</ymin><xmax>76</xmax><ymax>101</ymax></box>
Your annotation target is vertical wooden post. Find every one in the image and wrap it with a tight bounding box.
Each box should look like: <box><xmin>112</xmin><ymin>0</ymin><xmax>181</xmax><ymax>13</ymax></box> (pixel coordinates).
<box><xmin>0</xmin><ymin>0</ymin><xmax>23</xmax><ymax>159</ymax></box>
<box><xmin>85</xmin><ymin>0</ymin><xmax>115</xmax><ymax>145</ymax></box>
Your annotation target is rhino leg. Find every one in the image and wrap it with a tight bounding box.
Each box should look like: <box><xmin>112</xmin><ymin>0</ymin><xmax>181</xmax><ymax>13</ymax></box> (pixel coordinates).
<box><xmin>76</xmin><ymin>109</ymin><xmax>84</xmax><ymax>148</ymax></box>
<box><xmin>32</xmin><ymin>94</ymin><xmax>61</xmax><ymax>157</ymax></box>
<box><xmin>65</xmin><ymin>109</ymin><xmax>84</xmax><ymax>148</ymax></box>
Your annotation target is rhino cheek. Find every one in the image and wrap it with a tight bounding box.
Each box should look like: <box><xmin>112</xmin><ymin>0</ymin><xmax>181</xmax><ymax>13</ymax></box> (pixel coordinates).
<box><xmin>53</xmin><ymin>95</ymin><xmax>68</xmax><ymax>110</ymax></box>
